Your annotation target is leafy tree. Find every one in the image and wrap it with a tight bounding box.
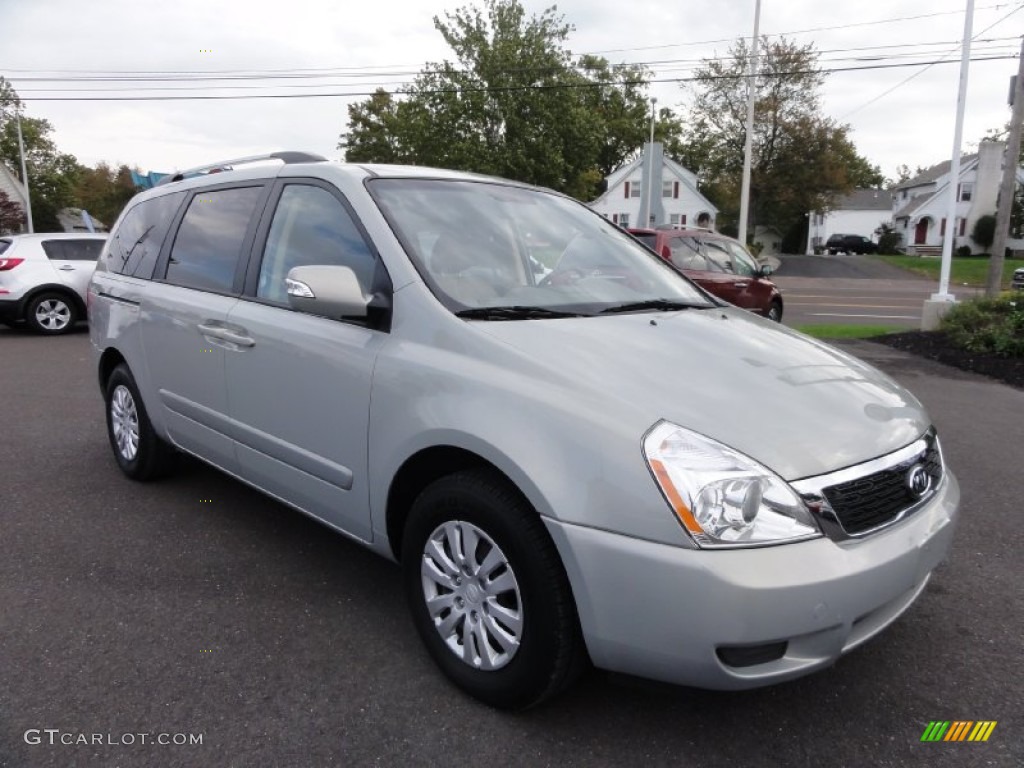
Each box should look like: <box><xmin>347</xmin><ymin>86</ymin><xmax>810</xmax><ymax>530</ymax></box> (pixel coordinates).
<box><xmin>676</xmin><ymin>37</ymin><xmax>883</xmax><ymax>241</ymax></box>
<box><xmin>340</xmin><ymin>0</ymin><xmax>669</xmax><ymax>200</ymax></box>
<box><xmin>971</xmin><ymin>213</ymin><xmax>997</xmax><ymax>251</ymax></box>
<box><xmin>0</xmin><ymin>188</ymin><xmax>24</xmax><ymax>234</ymax></box>
<box><xmin>73</xmin><ymin>162</ymin><xmax>138</xmax><ymax>228</ymax></box>
<box><xmin>0</xmin><ymin>77</ymin><xmax>82</xmax><ymax>231</ymax></box>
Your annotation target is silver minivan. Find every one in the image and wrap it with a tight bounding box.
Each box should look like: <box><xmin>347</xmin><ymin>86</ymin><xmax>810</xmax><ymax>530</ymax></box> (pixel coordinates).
<box><xmin>89</xmin><ymin>153</ymin><xmax>958</xmax><ymax>709</ymax></box>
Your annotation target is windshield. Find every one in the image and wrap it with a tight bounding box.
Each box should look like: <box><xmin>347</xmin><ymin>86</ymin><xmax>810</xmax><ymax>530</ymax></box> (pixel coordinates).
<box><xmin>369</xmin><ymin>179</ymin><xmax>713</xmax><ymax>315</ymax></box>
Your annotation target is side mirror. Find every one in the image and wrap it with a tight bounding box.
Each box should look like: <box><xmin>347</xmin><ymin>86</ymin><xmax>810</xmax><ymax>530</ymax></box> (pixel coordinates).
<box><xmin>286</xmin><ymin>265</ymin><xmax>368</xmax><ymax>319</ymax></box>
<box><xmin>758</xmin><ymin>263</ymin><xmax>774</xmax><ymax>277</ymax></box>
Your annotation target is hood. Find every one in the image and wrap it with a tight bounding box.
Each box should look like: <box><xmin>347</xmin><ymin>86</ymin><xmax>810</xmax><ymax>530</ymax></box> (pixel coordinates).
<box><xmin>474</xmin><ymin>307</ymin><xmax>929</xmax><ymax>480</ymax></box>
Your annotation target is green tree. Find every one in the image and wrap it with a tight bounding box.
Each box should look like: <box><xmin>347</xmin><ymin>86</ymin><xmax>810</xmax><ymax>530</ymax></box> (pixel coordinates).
<box><xmin>677</xmin><ymin>37</ymin><xmax>883</xmax><ymax>242</ymax></box>
<box><xmin>73</xmin><ymin>162</ymin><xmax>138</xmax><ymax>228</ymax></box>
<box><xmin>0</xmin><ymin>77</ymin><xmax>82</xmax><ymax>232</ymax></box>
<box><xmin>339</xmin><ymin>0</ymin><xmax>667</xmax><ymax>200</ymax></box>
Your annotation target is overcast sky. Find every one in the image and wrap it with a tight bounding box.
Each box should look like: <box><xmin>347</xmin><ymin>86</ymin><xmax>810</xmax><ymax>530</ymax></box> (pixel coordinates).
<box><xmin>1</xmin><ymin>0</ymin><xmax>1021</xmax><ymax>185</ymax></box>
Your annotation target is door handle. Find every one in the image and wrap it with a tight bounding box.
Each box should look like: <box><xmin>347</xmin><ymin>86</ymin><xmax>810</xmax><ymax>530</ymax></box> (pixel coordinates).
<box><xmin>57</xmin><ymin>265</ymin><xmax>76</xmax><ymax>271</ymax></box>
<box><xmin>734</xmin><ymin>282</ymin><xmax>750</xmax><ymax>289</ymax></box>
<box><xmin>197</xmin><ymin>323</ymin><xmax>255</xmax><ymax>348</ymax></box>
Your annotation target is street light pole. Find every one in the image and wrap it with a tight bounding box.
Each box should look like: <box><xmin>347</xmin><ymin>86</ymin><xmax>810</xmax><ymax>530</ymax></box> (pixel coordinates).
<box><xmin>647</xmin><ymin>97</ymin><xmax>657</xmax><ymax>226</ymax></box>
<box><xmin>737</xmin><ymin>0</ymin><xmax>761</xmax><ymax>247</ymax></box>
<box><xmin>15</xmin><ymin>109</ymin><xmax>34</xmax><ymax>234</ymax></box>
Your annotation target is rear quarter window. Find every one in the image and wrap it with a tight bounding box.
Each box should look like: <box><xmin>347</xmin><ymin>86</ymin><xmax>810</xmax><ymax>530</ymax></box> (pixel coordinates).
<box><xmin>109</xmin><ymin>191</ymin><xmax>186</xmax><ymax>278</ymax></box>
<box><xmin>0</xmin><ymin>239</ymin><xmax>10</xmax><ymax>255</ymax></box>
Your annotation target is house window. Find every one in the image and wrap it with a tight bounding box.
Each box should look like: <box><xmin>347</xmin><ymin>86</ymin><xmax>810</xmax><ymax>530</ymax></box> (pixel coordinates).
<box><xmin>669</xmin><ymin>214</ymin><xmax>680</xmax><ymax>226</ymax></box>
<box><xmin>959</xmin><ymin>183</ymin><xmax>973</xmax><ymax>202</ymax></box>
<box><xmin>630</xmin><ymin>182</ymin><xmax>641</xmax><ymax>198</ymax></box>
<box><xmin>619</xmin><ymin>213</ymin><xmax>630</xmax><ymax>227</ymax></box>
<box><xmin>662</xmin><ymin>181</ymin><xmax>673</xmax><ymax>198</ymax></box>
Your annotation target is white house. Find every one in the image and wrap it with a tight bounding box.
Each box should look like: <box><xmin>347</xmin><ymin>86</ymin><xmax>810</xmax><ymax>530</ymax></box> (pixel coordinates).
<box><xmin>890</xmin><ymin>140</ymin><xmax>1005</xmax><ymax>255</ymax></box>
<box><xmin>590</xmin><ymin>143</ymin><xmax>717</xmax><ymax>230</ymax></box>
<box><xmin>0</xmin><ymin>162</ymin><xmax>29</xmax><ymax>233</ymax></box>
<box><xmin>806</xmin><ymin>188</ymin><xmax>893</xmax><ymax>254</ymax></box>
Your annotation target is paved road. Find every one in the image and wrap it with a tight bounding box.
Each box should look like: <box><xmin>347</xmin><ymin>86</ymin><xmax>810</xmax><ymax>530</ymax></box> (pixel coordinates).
<box><xmin>1</xmin><ymin>327</ymin><xmax>1021</xmax><ymax>768</ymax></box>
<box><xmin>772</xmin><ymin>254</ymin><xmax>980</xmax><ymax>328</ymax></box>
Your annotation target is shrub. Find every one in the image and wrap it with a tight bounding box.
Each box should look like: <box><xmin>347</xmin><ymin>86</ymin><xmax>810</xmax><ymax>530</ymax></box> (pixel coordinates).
<box><xmin>955</xmin><ymin>245</ymin><xmax>972</xmax><ymax>259</ymax></box>
<box><xmin>875</xmin><ymin>222</ymin><xmax>903</xmax><ymax>255</ymax></box>
<box><xmin>940</xmin><ymin>294</ymin><xmax>1024</xmax><ymax>358</ymax></box>
<box><xmin>971</xmin><ymin>214</ymin><xmax>996</xmax><ymax>251</ymax></box>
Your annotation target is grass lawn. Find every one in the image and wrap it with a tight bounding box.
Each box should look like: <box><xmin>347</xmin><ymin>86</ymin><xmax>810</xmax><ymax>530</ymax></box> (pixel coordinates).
<box><xmin>796</xmin><ymin>324</ymin><xmax>905</xmax><ymax>340</ymax></box>
<box><xmin>874</xmin><ymin>255</ymin><xmax>1024</xmax><ymax>288</ymax></box>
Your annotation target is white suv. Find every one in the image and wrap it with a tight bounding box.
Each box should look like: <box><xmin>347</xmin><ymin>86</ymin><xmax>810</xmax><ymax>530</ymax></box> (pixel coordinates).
<box><xmin>0</xmin><ymin>233</ymin><xmax>107</xmax><ymax>334</ymax></box>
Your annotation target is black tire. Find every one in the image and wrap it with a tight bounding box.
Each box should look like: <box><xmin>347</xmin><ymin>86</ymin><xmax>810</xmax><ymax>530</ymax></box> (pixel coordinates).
<box><xmin>767</xmin><ymin>299</ymin><xmax>783</xmax><ymax>323</ymax></box>
<box><xmin>402</xmin><ymin>469</ymin><xmax>584</xmax><ymax>709</ymax></box>
<box><xmin>25</xmin><ymin>291</ymin><xmax>78</xmax><ymax>335</ymax></box>
<box><xmin>104</xmin><ymin>364</ymin><xmax>176</xmax><ymax>480</ymax></box>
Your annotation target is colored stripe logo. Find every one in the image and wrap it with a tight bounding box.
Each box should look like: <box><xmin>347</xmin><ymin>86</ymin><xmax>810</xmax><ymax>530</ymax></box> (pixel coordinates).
<box><xmin>920</xmin><ymin>721</ymin><xmax>997</xmax><ymax>742</ymax></box>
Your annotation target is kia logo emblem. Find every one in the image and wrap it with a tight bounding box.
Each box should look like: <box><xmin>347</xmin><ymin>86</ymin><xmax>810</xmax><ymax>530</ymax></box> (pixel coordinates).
<box><xmin>907</xmin><ymin>465</ymin><xmax>931</xmax><ymax>498</ymax></box>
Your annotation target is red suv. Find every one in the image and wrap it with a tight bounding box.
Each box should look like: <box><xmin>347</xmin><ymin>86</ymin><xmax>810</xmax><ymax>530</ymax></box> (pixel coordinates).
<box><xmin>628</xmin><ymin>227</ymin><xmax>783</xmax><ymax>321</ymax></box>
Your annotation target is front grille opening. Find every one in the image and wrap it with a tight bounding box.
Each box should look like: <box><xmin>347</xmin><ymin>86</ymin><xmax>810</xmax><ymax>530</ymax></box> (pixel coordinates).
<box><xmin>716</xmin><ymin>641</ymin><xmax>788</xmax><ymax>668</ymax></box>
<box><xmin>823</xmin><ymin>441</ymin><xmax>942</xmax><ymax>535</ymax></box>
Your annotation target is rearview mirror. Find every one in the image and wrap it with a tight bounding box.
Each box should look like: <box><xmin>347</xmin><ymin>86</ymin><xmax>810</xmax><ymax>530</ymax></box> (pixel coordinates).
<box><xmin>286</xmin><ymin>265</ymin><xmax>368</xmax><ymax>319</ymax></box>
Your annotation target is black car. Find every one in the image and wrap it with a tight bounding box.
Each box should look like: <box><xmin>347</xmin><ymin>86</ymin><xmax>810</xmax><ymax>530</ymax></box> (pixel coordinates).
<box><xmin>1012</xmin><ymin>267</ymin><xmax>1024</xmax><ymax>291</ymax></box>
<box><xmin>826</xmin><ymin>234</ymin><xmax>878</xmax><ymax>255</ymax></box>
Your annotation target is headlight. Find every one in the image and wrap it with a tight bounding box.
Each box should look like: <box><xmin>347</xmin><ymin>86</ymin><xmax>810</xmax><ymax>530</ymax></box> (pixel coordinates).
<box><xmin>643</xmin><ymin>422</ymin><xmax>821</xmax><ymax>548</ymax></box>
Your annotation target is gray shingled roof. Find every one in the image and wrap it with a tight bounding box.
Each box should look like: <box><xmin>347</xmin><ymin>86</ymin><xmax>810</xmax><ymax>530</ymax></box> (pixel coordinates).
<box><xmin>836</xmin><ymin>188</ymin><xmax>892</xmax><ymax>210</ymax></box>
<box><xmin>894</xmin><ymin>154</ymin><xmax>977</xmax><ymax>190</ymax></box>
<box><xmin>893</xmin><ymin>194</ymin><xmax>930</xmax><ymax>219</ymax></box>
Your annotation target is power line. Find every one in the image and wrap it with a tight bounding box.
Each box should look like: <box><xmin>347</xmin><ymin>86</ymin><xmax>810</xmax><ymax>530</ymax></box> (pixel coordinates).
<box><xmin>11</xmin><ymin>55</ymin><xmax>1017</xmax><ymax>102</ymax></box>
<box><xmin>0</xmin><ymin>4</ymin><xmax>1016</xmax><ymax>78</ymax></box>
<box><xmin>839</xmin><ymin>3</ymin><xmax>1024</xmax><ymax>119</ymax></box>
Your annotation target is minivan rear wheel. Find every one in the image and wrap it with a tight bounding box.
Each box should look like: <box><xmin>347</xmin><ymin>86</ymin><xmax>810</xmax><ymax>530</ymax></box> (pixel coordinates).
<box><xmin>105</xmin><ymin>364</ymin><xmax>176</xmax><ymax>480</ymax></box>
<box><xmin>402</xmin><ymin>469</ymin><xmax>583</xmax><ymax>709</ymax></box>
<box><xmin>26</xmin><ymin>292</ymin><xmax>77</xmax><ymax>335</ymax></box>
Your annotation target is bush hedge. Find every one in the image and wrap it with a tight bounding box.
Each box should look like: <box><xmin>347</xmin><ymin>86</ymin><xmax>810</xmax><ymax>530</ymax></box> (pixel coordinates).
<box><xmin>941</xmin><ymin>294</ymin><xmax>1024</xmax><ymax>358</ymax></box>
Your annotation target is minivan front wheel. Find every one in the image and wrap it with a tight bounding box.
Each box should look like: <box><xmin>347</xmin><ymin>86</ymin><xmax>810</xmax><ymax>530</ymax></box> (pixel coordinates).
<box><xmin>402</xmin><ymin>469</ymin><xmax>583</xmax><ymax>709</ymax></box>
<box><xmin>26</xmin><ymin>292</ymin><xmax>77</xmax><ymax>334</ymax></box>
<box><xmin>104</xmin><ymin>364</ymin><xmax>175</xmax><ymax>480</ymax></box>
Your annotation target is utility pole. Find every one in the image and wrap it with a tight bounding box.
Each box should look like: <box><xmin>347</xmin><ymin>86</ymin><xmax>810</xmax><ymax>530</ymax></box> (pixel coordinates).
<box><xmin>647</xmin><ymin>98</ymin><xmax>658</xmax><ymax>227</ymax></box>
<box><xmin>986</xmin><ymin>36</ymin><xmax>1024</xmax><ymax>297</ymax></box>
<box><xmin>922</xmin><ymin>0</ymin><xmax>973</xmax><ymax>329</ymax></box>
<box><xmin>15</xmin><ymin>109</ymin><xmax>34</xmax><ymax>234</ymax></box>
<box><xmin>737</xmin><ymin>0</ymin><xmax>762</xmax><ymax>247</ymax></box>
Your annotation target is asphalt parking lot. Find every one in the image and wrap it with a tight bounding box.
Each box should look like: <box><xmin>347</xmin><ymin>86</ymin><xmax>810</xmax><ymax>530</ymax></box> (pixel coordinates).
<box><xmin>1</xmin><ymin>326</ymin><xmax>1021</xmax><ymax>768</ymax></box>
<box><xmin>773</xmin><ymin>254</ymin><xmax>982</xmax><ymax>328</ymax></box>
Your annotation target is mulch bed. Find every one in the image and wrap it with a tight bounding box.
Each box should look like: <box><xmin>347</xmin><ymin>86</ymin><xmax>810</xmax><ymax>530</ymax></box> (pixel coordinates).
<box><xmin>871</xmin><ymin>331</ymin><xmax>1024</xmax><ymax>390</ymax></box>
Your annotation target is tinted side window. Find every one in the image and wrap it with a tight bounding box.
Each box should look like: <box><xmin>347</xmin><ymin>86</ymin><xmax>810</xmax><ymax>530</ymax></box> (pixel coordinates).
<box><xmin>41</xmin><ymin>241</ymin><xmax>68</xmax><ymax>260</ymax></box>
<box><xmin>669</xmin><ymin>236</ymin><xmax>707</xmax><ymax>270</ymax></box>
<box><xmin>109</xmin><ymin>192</ymin><xmax>186</xmax><ymax>278</ymax></box>
<box><xmin>256</xmin><ymin>184</ymin><xmax>376</xmax><ymax>304</ymax></box>
<box><xmin>0</xmin><ymin>240</ymin><xmax>10</xmax><ymax>255</ymax></box>
<box><xmin>62</xmin><ymin>239</ymin><xmax>105</xmax><ymax>261</ymax></box>
<box><xmin>165</xmin><ymin>187</ymin><xmax>262</xmax><ymax>293</ymax></box>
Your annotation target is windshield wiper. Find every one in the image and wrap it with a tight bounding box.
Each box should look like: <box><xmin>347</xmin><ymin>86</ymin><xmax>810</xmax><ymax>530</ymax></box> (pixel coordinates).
<box><xmin>455</xmin><ymin>305</ymin><xmax>590</xmax><ymax>320</ymax></box>
<box><xmin>599</xmin><ymin>299</ymin><xmax>709</xmax><ymax>314</ymax></box>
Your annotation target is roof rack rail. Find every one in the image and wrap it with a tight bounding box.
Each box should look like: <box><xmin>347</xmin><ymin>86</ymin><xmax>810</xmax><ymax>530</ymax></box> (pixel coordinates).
<box><xmin>156</xmin><ymin>151</ymin><xmax>327</xmax><ymax>186</ymax></box>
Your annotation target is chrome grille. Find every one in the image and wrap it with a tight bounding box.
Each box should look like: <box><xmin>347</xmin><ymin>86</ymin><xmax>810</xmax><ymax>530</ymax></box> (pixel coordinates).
<box><xmin>791</xmin><ymin>431</ymin><xmax>944</xmax><ymax>540</ymax></box>
<box><xmin>822</xmin><ymin>442</ymin><xmax>942</xmax><ymax>535</ymax></box>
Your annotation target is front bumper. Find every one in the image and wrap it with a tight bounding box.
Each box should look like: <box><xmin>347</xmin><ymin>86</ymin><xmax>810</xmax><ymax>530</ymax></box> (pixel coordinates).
<box><xmin>544</xmin><ymin>471</ymin><xmax>959</xmax><ymax>690</ymax></box>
